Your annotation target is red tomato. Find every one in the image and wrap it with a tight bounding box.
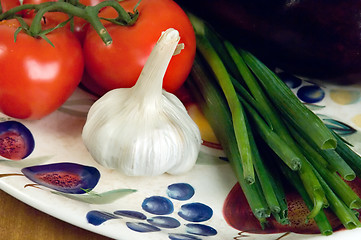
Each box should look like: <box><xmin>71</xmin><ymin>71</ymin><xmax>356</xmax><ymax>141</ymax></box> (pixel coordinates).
<box><xmin>0</xmin><ymin>0</ymin><xmax>20</xmax><ymax>12</ymax></box>
<box><xmin>0</xmin><ymin>19</ymin><xmax>84</xmax><ymax>119</ymax></box>
<box><xmin>82</xmin><ymin>0</ymin><xmax>196</xmax><ymax>94</ymax></box>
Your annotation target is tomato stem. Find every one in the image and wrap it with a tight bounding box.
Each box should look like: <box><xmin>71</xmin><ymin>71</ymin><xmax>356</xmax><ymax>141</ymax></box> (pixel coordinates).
<box><xmin>0</xmin><ymin>0</ymin><xmax>139</xmax><ymax>45</ymax></box>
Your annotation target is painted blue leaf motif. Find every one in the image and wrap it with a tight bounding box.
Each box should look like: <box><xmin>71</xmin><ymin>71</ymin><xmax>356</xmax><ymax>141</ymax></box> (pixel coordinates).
<box><xmin>86</xmin><ymin>182</ymin><xmax>218</xmax><ymax>237</ymax></box>
<box><xmin>185</xmin><ymin>223</ymin><xmax>217</xmax><ymax>236</ymax></box>
<box><xmin>53</xmin><ymin>189</ymin><xmax>136</xmax><ymax>204</ymax></box>
<box><xmin>86</xmin><ymin>210</ymin><xmax>119</xmax><ymax>226</ymax></box>
<box><xmin>297</xmin><ymin>85</ymin><xmax>325</xmax><ymax>103</ymax></box>
<box><xmin>21</xmin><ymin>162</ymin><xmax>100</xmax><ymax>194</ymax></box>
<box><xmin>168</xmin><ymin>233</ymin><xmax>202</xmax><ymax>240</ymax></box>
<box><xmin>126</xmin><ymin>222</ymin><xmax>161</xmax><ymax>232</ymax></box>
<box><xmin>147</xmin><ymin>216</ymin><xmax>181</xmax><ymax>228</ymax></box>
<box><xmin>303</xmin><ymin>103</ymin><xmax>325</xmax><ymax>111</ymax></box>
<box><xmin>142</xmin><ymin>196</ymin><xmax>174</xmax><ymax>215</ymax></box>
<box><xmin>113</xmin><ymin>210</ymin><xmax>147</xmax><ymax>220</ymax></box>
<box><xmin>167</xmin><ymin>183</ymin><xmax>195</xmax><ymax>201</ymax></box>
<box><xmin>318</xmin><ymin>115</ymin><xmax>357</xmax><ymax>136</ymax></box>
<box><xmin>0</xmin><ymin>121</ymin><xmax>35</xmax><ymax>160</ymax></box>
<box><xmin>277</xmin><ymin>72</ymin><xmax>302</xmax><ymax>89</ymax></box>
<box><xmin>178</xmin><ymin>202</ymin><xmax>213</xmax><ymax>222</ymax></box>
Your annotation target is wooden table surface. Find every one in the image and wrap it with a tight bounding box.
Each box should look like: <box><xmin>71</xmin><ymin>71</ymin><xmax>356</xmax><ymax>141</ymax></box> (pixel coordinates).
<box><xmin>0</xmin><ymin>190</ymin><xmax>113</xmax><ymax>240</ymax></box>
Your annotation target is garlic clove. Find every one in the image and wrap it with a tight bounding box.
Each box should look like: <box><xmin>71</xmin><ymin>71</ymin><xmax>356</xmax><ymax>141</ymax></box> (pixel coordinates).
<box><xmin>161</xmin><ymin>91</ymin><xmax>202</xmax><ymax>175</ymax></box>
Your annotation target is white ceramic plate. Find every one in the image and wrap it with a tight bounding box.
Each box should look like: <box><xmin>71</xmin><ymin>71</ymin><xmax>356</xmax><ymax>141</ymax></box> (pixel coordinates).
<box><xmin>1</xmin><ymin>78</ymin><xmax>361</xmax><ymax>240</ymax></box>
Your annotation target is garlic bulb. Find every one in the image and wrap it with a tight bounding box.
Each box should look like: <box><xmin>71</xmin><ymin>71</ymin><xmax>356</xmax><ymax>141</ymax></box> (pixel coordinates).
<box><xmin>82</xmin><ymin>28</ymin><xmax>202</xmax><ymax>176</ymax></box>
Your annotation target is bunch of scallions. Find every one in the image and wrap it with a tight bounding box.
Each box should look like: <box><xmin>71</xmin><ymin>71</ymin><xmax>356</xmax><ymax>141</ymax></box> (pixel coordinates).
<box><xmin>186</xmin><ymin>14</ymin><xmax>361</xmax><ymax>235</ymax></box>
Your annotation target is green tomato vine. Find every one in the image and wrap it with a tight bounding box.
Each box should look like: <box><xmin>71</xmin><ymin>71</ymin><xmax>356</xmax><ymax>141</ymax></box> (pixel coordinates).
<box><xmin>0</xmin><ymin>0</ymin><xmax>140</xmax><ymax>45</ymax></box>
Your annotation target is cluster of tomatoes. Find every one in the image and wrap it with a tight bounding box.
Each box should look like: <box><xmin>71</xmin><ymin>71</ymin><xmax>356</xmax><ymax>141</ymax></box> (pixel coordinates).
<box><xmin>0</xmin><ymin>0</ymin><xmax>196</xmax><ymax>119</ymax></box>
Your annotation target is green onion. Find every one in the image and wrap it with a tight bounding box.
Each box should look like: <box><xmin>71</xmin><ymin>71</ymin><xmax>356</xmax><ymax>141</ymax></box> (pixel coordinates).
<box><xmin>246</xmin><ymin>118</ymin><xmax>284</xmax><ymax>215</ymax></box>
<box><xmin>278</xmin><ymin>162</ymin><xmax>333</xmax><ymax>235</ymax></box>
<box><xmin>258</xmin><ymin>148</ymin><xmax>289</xmax><ymax>224</ymax></box>
<box><xmin>313</xmin><ymin>168</ymin><xmax>361</xmax><ymax>229</ymax></box>
<box><xmin>318</xmin><ymin>148</ymin><xmax>355</xmax><ymax>181</ymax></box>
<box><xmin>238</xmin><ymin>89</ymin><xmax>326</xmax><ymax>218</ymax></box>
<box><xmin>231</xmin><ymin>76</ymin><xmax>273</xmax><ymax>128</ymax></box>
<box><xmin>291</xmin><ymin>127</ymin><xmax>361</xmax><ymax>209</ymax></box>
<box><xmin>239</xmin><ymin>96</ymin><xmax>301</xmax><ymax>171</ymax></box>
<box><xmin>192</xmin><ymin>16</ymin><xmax>255</xmax><ymax>184</ymax></box>
<box><xmin>187</xmin><ymin>13</ymin><xmax>361</xmax><ymax>234</ymax></box>
<box><xmin>240</xmin><ymin>50</ymin><xmax>336</xmax><ymax>150</ymax></box>
<box><xmin>333</xmin><ymin>132</ymin><xmax>361</xmax><ymax>178</ymax></box>
<box><xmin>223</xmin><ymin>39</ymin><xmax>327</xmax><ymax>218</ymax></box>
<box><xmin>188</xmin><ymin>56</ymin><xmax>270</xmax><ymax>220</ymax></box>
<box><xmin>225</xmin><ymin>41</ymin><xmax>277</xmax><ymax>131</ymax></box>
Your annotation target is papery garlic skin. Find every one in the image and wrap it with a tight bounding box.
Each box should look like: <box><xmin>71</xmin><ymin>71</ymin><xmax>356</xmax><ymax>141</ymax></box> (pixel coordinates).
<box><xmin>82</xmin><ymin>29</ymin><xmax>202</xmax><ymax>176</ymax></box>
<box><xmin>159</xmin><ymin>91</ymin><xmax>202</xmax><ymax>175</ymax></box>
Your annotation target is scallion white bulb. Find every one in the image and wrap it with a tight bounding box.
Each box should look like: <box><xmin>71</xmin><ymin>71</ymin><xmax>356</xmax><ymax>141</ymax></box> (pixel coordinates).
<box><xmin>82</xmin><ymin>28</ymin><xmax>202</xmax><ymax>176</ymax></box>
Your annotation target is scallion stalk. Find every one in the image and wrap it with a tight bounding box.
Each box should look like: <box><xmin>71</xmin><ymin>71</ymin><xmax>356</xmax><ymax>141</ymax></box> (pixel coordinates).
<box><xmin>246</xmin><ymin>117</ymin><xmax>283</xmax><ymax>215</ymax></box>
<box><xmin>257</xmin><ymin>146</ymin><xmax>289</xmax><ymax>224</ymax></box>
<box><xmin>225</xmin><ymin>40</ymin><xmax>277</xmax><ymax>130</ymax></box>
<box><xmin>318</xmin><ymin>149</ymin><xmax>355</xmax><ymax>181</ymax></box>
<box><xmin>187</xmin><ymin>13</ymin><xmax>361</xmax><ymax>234</ymax></box>
<box><xmin>191</xmin><ymin>14</ymin><xmax>326</xmax><ymax>220</ymax></box>
<box><xmin>240</xmin><ymin>50</ymin><xmax>336</xmax><ymax>150</ymax></box>
<box><xmin>188</xmin><ymin>56</ymin><xmax>270</xmax><ymax>221</ymax></box>
<box><xmin>223</xmin><ymin>39</ymin><xmax>328</xmax><ymax>218</ymax></box>
<box><xmin>231</xmin><ymin>76</ymin><xmax>274</xmax><ymax>128</ymax></box>
<box><xmin>313</xmin><ymin>168</ymin><xmax>361</xmax><ymax>229</ymax></box>
<box><xmin>239</xmin><ymin>96</ymin><xmax>301</xmax><ymax>171</ymax></box>
<box><xmin>237</xmin><ymin>90</ymin><xmax>326</xmax><ymax>218</ymax></box>
<box><xmin>333</xmin><ymin>132</ymin><xmax>361</xmax><ymax>178</ymax></box>
<box><xmin>278</xmin><ymin>162</ymin><xmax>333</xmax><ymax>235</ymax></box>
<box><xmin>192</xmin><ymin>16</ymin><xmax>255</xmax><ymax>184</ymax></box>
<box><xmin>291</xmin><ymin>127</ymin><xmax>361</xmax><ymax>209</ymax></box>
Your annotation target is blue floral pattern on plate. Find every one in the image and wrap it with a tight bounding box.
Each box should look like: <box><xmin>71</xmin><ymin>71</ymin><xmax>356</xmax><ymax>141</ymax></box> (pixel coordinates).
<box><xmin>86</xmin><ymin>182</ymin><xmax>217</xmax><ymax>239</ymax></box>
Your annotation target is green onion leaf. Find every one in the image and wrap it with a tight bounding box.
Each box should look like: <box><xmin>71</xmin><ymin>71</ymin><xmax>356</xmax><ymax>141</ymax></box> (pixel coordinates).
<box><xmin>240</xmin><ymin>50</ymin><xmax>336</xmax><ymax>150</ymax></box>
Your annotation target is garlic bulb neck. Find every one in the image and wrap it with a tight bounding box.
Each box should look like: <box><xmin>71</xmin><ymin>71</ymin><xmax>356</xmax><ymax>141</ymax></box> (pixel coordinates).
<box><xmin>133</xmin><ymin>29</ymin><xmax>180</xmax><ymax>99</ymax></box>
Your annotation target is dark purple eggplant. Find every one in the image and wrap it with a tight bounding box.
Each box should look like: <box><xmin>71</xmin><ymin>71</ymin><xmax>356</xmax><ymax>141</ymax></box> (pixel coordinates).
<box><xmin>175</xmin><ymin>0</ymin><xmax>361</xmax><ymax>83</ymax></box>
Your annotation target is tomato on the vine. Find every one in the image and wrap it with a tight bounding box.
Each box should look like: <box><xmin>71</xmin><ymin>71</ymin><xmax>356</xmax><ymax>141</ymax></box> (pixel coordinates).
<box><xmin>82</xmin><ymin>0</ymin><xmax>196</xmax><ymax>95</ymax></box>
<box><xmin>73</xmin><ymin>0</ymin><xmax>108</xmax><ymax>42</ymax></box>
<box><xmin>0</xmin><ymin>19</ymin><xmax>84</xmax><ymax>119</ymax></box>
<box><xmin>21</xmin><ymin>0</ymin><xmax>106</xmax><ymax>42</ymax></box>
